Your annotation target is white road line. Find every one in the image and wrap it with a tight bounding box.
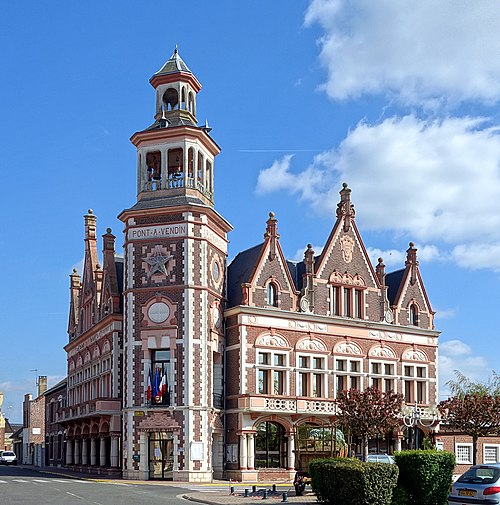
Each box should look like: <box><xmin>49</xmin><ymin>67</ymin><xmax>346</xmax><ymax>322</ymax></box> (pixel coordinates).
<box><xmin>12</xmin><ymin>479</ymin><xmax>29</xmax><ymax>483</ymax></box>
<box><xmin>33</xmin><ymin>479</ymin><xmax>50</xmax><ymax>483</ymax></box>
<box><xmin>66</xmin><ymin>492</ymin><xmax>85</xmax><ymax>500</ymax></box>
<box><xmin>52</xmin><ymin>479</ymin><xmax>71</xmax><ymax>483</ymax></box>
<box><xmin>0</xmin><ymin>480</ymin><xmax>7</xmax><ymax>483</ymax></box>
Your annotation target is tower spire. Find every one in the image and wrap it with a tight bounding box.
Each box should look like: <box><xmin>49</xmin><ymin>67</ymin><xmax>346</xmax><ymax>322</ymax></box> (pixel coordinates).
<box><xmin>336</xmin><ymin>182</ymin><xmax>356</xmax><ymax>232</ymax></box>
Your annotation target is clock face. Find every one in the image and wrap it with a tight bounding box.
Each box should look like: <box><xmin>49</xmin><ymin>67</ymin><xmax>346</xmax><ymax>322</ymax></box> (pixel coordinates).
<box><xmin>148</xmin><ymin>302</ymin><xmax>170</xmax><ymax>323</ymax></box>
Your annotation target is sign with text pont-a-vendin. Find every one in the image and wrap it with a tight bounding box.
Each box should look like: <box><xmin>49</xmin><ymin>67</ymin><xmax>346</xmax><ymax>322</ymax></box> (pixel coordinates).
<box><xmin>127</xmin><ymin>224</ymin><xmax>187</xmax><ymax>241</ymax></box>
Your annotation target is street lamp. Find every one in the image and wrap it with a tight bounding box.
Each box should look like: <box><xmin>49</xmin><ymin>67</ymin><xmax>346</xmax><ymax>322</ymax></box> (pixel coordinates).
<box><xmin>402</xmin><ymin>401</ymin><xmax>439</xmax><ymax>450</ymax></box>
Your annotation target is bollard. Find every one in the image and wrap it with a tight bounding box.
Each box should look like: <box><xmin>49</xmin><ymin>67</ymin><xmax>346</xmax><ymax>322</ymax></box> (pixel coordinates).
<box><xmin>244</xmin><ymin>489</ymin><xmax>249</xmax><ymax>497</ymax></box>
<box><xmin>282</xmin><ymin>492</ymin><xmax>288</xmax><ymax>503</ymax></box>
<box><xmin>272</xmin><ymin>484</ymin><xmax>277</xmax><ymax>493</ymax></box>
<box><xmin>230</xmin><ymin>486</ymin><xmax>235</xmax><ymax>495</ymax></box>
<box><xmin>262</xmin><ymin>489</ymin><xmax>268</xmax><ymax>500</ymax></box>
<box><xmin>252</xmin><ymin>485</ymin><xmax>257</xmax><ymax>493</ymax></box>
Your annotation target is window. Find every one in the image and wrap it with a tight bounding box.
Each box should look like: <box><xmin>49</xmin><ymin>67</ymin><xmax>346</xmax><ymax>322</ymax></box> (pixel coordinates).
<box><xmin>148</xmin><ymin>349</ymin><xmax>171</xmax><ymax>406</ymax></box>
<box><xmin>409</xmin><ymin>304</ymin><xmax>419</xmax><ymax>326</ymax></box>
<box><xmin>331</xmin><ymin>286</ymin><xmax>340</xmax><ymax>315</ymax></box>
<box><xmin>296</xmin><ymin>354</ymin><xmax>327</xmax><ymax>398</ymax></box>
<box><xmin>403</xmin><ymin>364</ymin><xmax>428</xmax><ymax>404</ymax></box>
<box><xmin>255</xmin><ymin>422</ymin><xmax>287</xmax><ymax>468</ymax></box>
<box><xmin>370</xmin><ymin>360</ymin><xmax>396</xmax><ymax>392</ymax></box>
<box><xmin>456</xmin><ymin>443</ymin><xmax>473</xmax><ymax>464</ymax></box>
<box><xmin>257</xmin><ymin>351</ymin><xmax>288</xmax><ymax>395</ymax></box>
<box><xmin>484</xmin><ymin>445</ymin><xmax>500</xmax><ymax>464</ymax></box>
<box><xmin>354</xmin><ymin>289</ymin><xmax>363</xmax><ymax>318</ymax></box>
<box><xmin>267</xmin><ymin>282</ymin><xmax>278</xmax><ymax>307</ymax></box>
<box><xmin>334</xmin><ymin>358</ymin><xmax>362</xmax><ymax>396</ymax></box>
<box><xmin>343</xmin><ymin>287</ymin><xmax>351</xmax><ymax>316</ymax></box>
<box><xmin>331</xmin><ymin>285</ymin><xmax>364</xmax><ymax>318</ymax></box>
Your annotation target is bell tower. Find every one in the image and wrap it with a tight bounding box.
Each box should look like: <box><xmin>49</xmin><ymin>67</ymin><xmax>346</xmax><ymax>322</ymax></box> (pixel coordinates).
<box><xmin>119</xmin><ymin>49</ymin><xmax>232</xmax><ymax>482</ymax></box>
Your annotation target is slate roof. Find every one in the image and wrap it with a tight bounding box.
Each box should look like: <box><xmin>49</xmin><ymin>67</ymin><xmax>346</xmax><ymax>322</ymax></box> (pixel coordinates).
<box><xmin>386</xmin><ymin>268</ymin><xmax>405</xmax><ymax>305</ymax></box>
<box><xmin>227</xmin><ymin>243</ymin><xmax>264</xmax><ymax>307</ymax></box>
<box><xmin>115</xmin><ymin>256</ymin><xmax>124</xmax><ymax>295</ymax></box>
<box><xmin>153</xmin><ymin>48</ymin><xmax>192</xmax><ymax>77</ymax></box>
<box><xmin>125</xmin><ymin>194</ymin><xmax>209</xmax><ymax>212</ymax></box>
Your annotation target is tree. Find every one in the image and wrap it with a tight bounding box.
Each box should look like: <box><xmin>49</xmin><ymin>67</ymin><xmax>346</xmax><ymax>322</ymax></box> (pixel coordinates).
<box><xmin>335</xmin><ymin>387</ymin><xmax>404</xmax><ymax>461</ymax></box>
<box><xmin>438</xmin><ymin>371</ymin><xmax>500</xmax><ymax>465</ymax></box>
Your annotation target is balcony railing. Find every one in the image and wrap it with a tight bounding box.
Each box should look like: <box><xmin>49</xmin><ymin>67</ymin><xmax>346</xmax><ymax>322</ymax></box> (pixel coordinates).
<box><xmin>63</xmin><ymin>398</ymin><xmax>121</xmax><ymax>421</ymax></box>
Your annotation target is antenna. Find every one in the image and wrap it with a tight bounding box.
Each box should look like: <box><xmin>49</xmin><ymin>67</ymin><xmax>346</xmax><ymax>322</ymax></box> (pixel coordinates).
<box><xmin>30</xmin><ymin>369</ymin><xmax>39</xmax><ymax>391</ymax></box>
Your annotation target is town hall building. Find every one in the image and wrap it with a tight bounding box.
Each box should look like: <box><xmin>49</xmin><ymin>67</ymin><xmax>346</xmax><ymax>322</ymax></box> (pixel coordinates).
<box><xmin>60</xmin><ymin>49</ymin><xmax>439</xmax><ymax>482</ymax></box>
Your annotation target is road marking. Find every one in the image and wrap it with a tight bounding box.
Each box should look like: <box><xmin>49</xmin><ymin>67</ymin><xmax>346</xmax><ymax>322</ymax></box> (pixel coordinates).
<box><xmin>66</xmin><ymin>492</ymin><xmax>85</xmax><ymax>500</ymax></box>
<box><xmin>53</xmin><ymin>479</ymin><xmax>71</xmax><ymax>483</ymax></box>
<box><xmin>12</xmin><ymin>479</ymin><xmax>29</xmax><ymax>483</ymax></box>
<box><xmin>0</xmin><ymin>480</ymin><xmax>7</xmax><ymax>483</ymax></box>
<box><xmin>33</xmin><ymin>479</ymin><xmax>50</xmax><ymax>483</ymax></box>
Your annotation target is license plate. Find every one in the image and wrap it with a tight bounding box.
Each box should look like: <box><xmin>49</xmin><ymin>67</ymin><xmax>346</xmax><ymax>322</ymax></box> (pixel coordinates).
<box><xmin>459</xmin><ymin>489</ymin><xmax>475</xmax><ymax>497</ymax></box>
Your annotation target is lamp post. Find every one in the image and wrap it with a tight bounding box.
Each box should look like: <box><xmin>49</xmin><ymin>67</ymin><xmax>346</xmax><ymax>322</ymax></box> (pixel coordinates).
<box><xmin>402</xmin><ymin>401</ymin><xmax>438</xmax><ymax>450</ymax></box>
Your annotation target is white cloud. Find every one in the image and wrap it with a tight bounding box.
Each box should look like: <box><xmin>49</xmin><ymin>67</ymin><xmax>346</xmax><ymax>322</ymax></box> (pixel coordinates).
<box><xmin>438</xmin><ymin>339</ymin><xmax>491</xmax><ymax>398</ymax></box>
<box><xmin>291</xmin><ymin>244</ymin><xmax>324</xmax><ymax>262</ymax></box>
<box><xmin>305</xmin><ymin>0</ymin><xmax>500</xmax><ymax>106</ymax></box>
<box><xmin>452</xmin><ymin>243</ymin><xmax>500</xmax><ymax>272</ymax></box>
<box><xmin>433</xmin><ymin>307</ymin><xmax>457</xmax><ymax>321</ymax></box>
<box><xmin>256</xmin><ymin>116</ymin><xmax>500</xmax><ymax>270</ymax></box>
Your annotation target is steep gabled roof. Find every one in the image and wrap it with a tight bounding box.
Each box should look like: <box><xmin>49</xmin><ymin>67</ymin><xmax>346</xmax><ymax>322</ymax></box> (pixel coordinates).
<box><xmin>386</xmin><ymin>269</ymin><xmax>405</xmax><ymax>306</ymax></box>
<box><xmin>227</xmin><ymin>243</ymin><xmax>264</xmax><ymax>307</ymax></box>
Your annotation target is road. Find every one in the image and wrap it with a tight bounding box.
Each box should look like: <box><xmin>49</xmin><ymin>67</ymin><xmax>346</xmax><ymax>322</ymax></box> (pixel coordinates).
<box><xmin>0</xmin><ymin>465</ymin><xmax>192</xmax><ymax>505</ymax></box>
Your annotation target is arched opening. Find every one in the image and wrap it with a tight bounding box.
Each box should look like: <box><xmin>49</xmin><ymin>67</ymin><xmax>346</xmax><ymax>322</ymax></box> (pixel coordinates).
<box><xmin>409</xmin><ymin>303</ymin><xmax>419</xmax><ymax>326</ymax></box>
<box><xmin>205</xmin><ymin>160</ymin><xmax>212</xmax><ymax>194</ymax></box>
<box><xmin>181</xmin><ymin>87</ymin><xmax>187</xmax><ymax>109</ymax></box>
<box><xmin>255</xmin><ymin>421</ymin><xmax>287</xmax><ymax>468</ymax></box>
<box><xmin>167</xmin><ymin>148</ymin><xmax>183</xmax><ymax>184</ymax></box>
<box><xmin>188</xmin><ymin>91</ymin><xmax>195</xmax><ymax>115</ymax></box>
<box><xmin>163</xmin><ymin>88</ymin><xmax>179</xmax><ymax>111</ymax></box>
<box><xmin>197</xmin><ymin>152</ymin><xmax>204</xmax><ymax>189</ymax></box>
<box><xmin>146</xmin><ymin>151</ymin><xmax>162</xmax><ymax>189</ymax></box>
<box><xmin>266</xmin><ymin>282</ymin><xmax>278</xmax><ymax>307</ymax></box>
<box><xmin>187</xmin><ymin>147</ymin><xmax>195</xmax><ymax>186</ymax></box>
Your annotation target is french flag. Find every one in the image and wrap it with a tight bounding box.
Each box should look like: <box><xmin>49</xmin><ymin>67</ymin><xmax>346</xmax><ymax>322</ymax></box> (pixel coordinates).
<box><xmin>160</xmin><ymin>368</ymin><xmax>168</xmax><ymax>398</ymax></box>
<box><xmin>154</xmin><ymin>367</ymin><xmax>161</xmax><ymax>402</ymax></box>
<box><xmin>147</xmin><ymin>369</ymin><xmax>152</xmax><ymax>401</ymax></box>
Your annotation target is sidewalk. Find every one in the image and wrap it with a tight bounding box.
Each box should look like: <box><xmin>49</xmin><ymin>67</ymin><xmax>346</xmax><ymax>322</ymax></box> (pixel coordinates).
<box><xmin>22</xmin><ymin>465</ymin><xmax>318</xmax><ymax>505</ymax></box>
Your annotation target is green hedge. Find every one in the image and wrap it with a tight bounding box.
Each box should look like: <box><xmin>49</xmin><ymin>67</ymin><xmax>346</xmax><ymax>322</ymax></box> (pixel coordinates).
<box><xmin>393</xmin><ymin>450</ymin><xmax>455</xmax><ymax>505</ymax></box>
<box><xmin>309</xmin><ymin>457</ymin><xmax>399</xmax><ymax>505</ymax></box>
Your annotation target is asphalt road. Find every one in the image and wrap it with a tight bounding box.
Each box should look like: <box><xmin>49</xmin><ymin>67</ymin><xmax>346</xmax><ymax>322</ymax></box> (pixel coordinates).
<box><xmin>0</xmin><ymin>465</ymin><xmax>189</xmax><ymax>505</ymax></box>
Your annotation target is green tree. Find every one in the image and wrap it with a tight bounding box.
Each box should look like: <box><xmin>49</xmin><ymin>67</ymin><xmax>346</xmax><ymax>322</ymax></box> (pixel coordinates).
<box><xmin>438</xmin><ymin>371</ymin><xmax>500</xmax><ymax>465</ymax></box>
<box><xmin>335</xmin><ymin>387</ymin><xmax>404</xmax><ymax>461</ymax></box>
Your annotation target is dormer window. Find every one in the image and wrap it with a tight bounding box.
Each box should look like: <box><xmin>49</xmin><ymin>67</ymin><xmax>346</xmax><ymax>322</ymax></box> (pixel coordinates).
<box><xmin>266</xmin><ymin>282</ymin><xmax>278</xmax><ymax>307</ymax></box>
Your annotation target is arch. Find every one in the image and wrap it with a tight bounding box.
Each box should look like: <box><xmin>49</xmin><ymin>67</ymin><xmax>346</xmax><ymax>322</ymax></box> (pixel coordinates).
<box><xmin>266</xmin><ymin>280</ymin><xmax>279</xmax><ymax>307</ymax></box>
<box><xmin>368</xmin><ymin>344</ymin><xmax>396</xmax><ymax>359</ymax></box>
<box><xmin>90</xmin><ymin>423</ymin><xmax>99</xmax><ymax>435</ymax></box>
<box><xmin>84</xmin><ymin>351</ymin><xmax>91</xmax><ymax>363</ymax></box>
<box><xmin>334</xmin><ymin>340</ymin><xmax>362</xmax><ymax>356</ymax></box>
<box><xmin>255</xmin><ymin>332</ymin><xmax>289</xmax><ymax>348</ymax></box>
<box><xmin>92</xmin><ymin>345</ymin><xmax>101</xmax><ymax>359</ymax></box>
<box><xmin>181</xmin><ymin>86</ymin><xmax>187</xmax><ymax>110</ymax></box>
<box><xmin>76</xmin><ymin>355</ymin><xmax>83</xmax><ymax>367</ymax></box>
<box><xmin>69</xmin><ymin>360</ymin><xmax>75</xmax><ymax>372</ymax></box>
<box><xmin>254</xmin><ymin>420</ymin><xmax>289</xmax><ymax>469</ymax></box>
<box><xmin>188</xmin><ymin>91</ymin><xmax>195</xmax><ymax>115</ymax></box>
<box><xmin>102</xmin><ymin>340</ymin><xmax>111</xmax><ymax>353</ymax></box>
<box><xmin>187</xmin><ymin>147</ymin><xmax>195</xmax><ymax>181</ymax></box>
<box><xmin>402</xmin><ymin>348</ymin><xmax>428</xmax><ymax>362</ymax></box>
<box><xmin>295</xmin><ymin>337</ymin><xmax>328</xmax><ymax>353</ymax></box>
<box><xmin>167</xmin><ymin>147</ymin><xmax>183</xmax><ymax>179</ymax></box>
<box><xmin>408</xmin><ymin>301</ymin><xmax>420</xmax><ymax>326</ymax></box>
<box><xmin>197</xmin><ymin>151</ymin><xmax>204</xmax><ymax>186</ymax></box>
<box><xmin>162</xmin><ymin>87</ymin><xmax>179</xmax><ymax>111</ymax></box>
<box><xmin>99</xmin><ymin>421</ymin><xmax>110</xmax><ymax>434</ymax></box>
<box><xmin>205</xmin><ymin>160</ymin><xmax>213</xmax><ymax>193</ymax></box>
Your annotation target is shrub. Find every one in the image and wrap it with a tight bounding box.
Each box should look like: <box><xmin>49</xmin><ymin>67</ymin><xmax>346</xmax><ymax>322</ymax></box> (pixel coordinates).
<box><xmin>393</xmin><ymin>450</ymin><xmax>455</xmax><ymax>505</ymax></box>
<box><xmin>310</xmin><ymin>457</ymin><xmax>399</xmax><ymax>505</ymax></box>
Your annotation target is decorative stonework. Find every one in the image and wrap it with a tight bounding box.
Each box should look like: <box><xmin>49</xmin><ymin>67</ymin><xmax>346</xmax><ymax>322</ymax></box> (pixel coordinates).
<box><xmin>369</xmin><ymin>330</ymin><xmax>402</xmax><ymax>341</ymax></box>
<box><xmin>255</xmin><ymin>334</ymin><xmax>288</xmax><ymax>348</ymax></box>
<box><xmin>402</xmin><ymin>349</ymin><xmax>427</xmax><ymax>361</ymax></box>
<box><xmin>329</xmin><ymin>271</ymin><xmax>365</xmax><ymax>286</ymax></box>
<box><xmin>335</xmin><ymin>341</ymin><xmax>362</xmax><ymax>355</ymax></box>
<box><xmin>142</xmin><ymin>244</ymin><xmax>175</xmax><ymax>283</ymax></box>
<box><xmin>138</xmin><ymin>412</ymin><xmax>180</xmax><ymax>432</ymax></box>
<box><xmin>369</xmin><ymin>345</ymin><xmax>396</xmax><ymax>358</ymax></box>
<box><xmin>340</xmin><ymin>235</ymin><xmax>355</xmax><ymax>263</ymax></box>
<box><xmin>288</xmin><ymin>320</ymin><xmax>327</xmax><ymax>332</ymax></box>
<box><xmin>296</xmin><ymin>338</ymin><xmax>327</xmax><ymax>352</ymax></box>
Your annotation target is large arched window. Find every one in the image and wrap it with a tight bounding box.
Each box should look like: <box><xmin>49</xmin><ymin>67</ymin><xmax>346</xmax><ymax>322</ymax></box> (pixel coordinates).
<box><xmin>409</xmin><ymin>303</ymin><xmax>419</xmax><ymax>326</ymax></box>
<box><xmin>255</xmin><ymin>421</ymin><xmax>287</xmax><ymax>468</ymax></box>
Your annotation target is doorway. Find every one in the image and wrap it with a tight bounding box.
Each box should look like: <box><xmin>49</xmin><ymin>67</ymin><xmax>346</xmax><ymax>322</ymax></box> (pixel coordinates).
<box><xmin>148</xmin><ymin>433</ymin><xmax>173</xmax><ymax>480</ymax></box>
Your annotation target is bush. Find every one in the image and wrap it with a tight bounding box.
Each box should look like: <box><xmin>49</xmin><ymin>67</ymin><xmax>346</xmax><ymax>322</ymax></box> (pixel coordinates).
<box><xmin>393</xmin><ymin>450</ymin><xmax>455</xmax><ymax>505</ymax></box>
<box><xmin>309</xmin><ymin>457</ymin><xmax>399</xmax><ymax>505</ymax></box>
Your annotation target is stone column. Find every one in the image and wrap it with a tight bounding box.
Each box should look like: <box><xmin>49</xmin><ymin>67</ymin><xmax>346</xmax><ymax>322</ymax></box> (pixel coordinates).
<box><xmin>74</xmin><ymin>439</ymin><xmax>80</xmax><ymax>466</ymax></box>
<box><xmin>247</xmin><ymin>433</ymin><xmax>255</xmax><ymax>470</ymax></box>
<box><xmin>287</xmin><ymin>434</ymin><xmax>295</xmax><ymax>470</ymax></box>
<box><xmin>66</xmin><ymin>440</ymin><xmax>73</xmax><ymax>465</ymax></box>
<box><xmin>395</xmin><ymin>435</ymin><xmax>403</xmax><ymax>452</ymax></box>
<box><xmin>239</xmin><ymin>434</ymin><xmax>248</xmax><ymax>470</ymax></box>
<box><xmin>90</xmin><ymin>438</ymin><xmax>97</xmax><ymax>466</ymax></box>
<box><xmin>110</xmin><ymin>436</ymin><xmax>119</xmax><ymax>468</ymax></box>
<box><xmin>82</xmin><ymin>438</ymin><xmax>88</xmax><ymax>465</ymax></box>
<box><xmin>100</xmin><ymin>437</ymin><xmax>107</xmax><ymax>466</ymax></box>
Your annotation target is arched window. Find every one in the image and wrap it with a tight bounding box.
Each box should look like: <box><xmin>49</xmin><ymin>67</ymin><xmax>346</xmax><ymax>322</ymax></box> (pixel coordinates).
<box><xmin>266</xmin><ymin>282</ymin><xmax>278</xmax><ymax>307</ymax></box>
<box><xmin>409</xmin><ymin>304</ymin><xmax>419</xmax><ymax>326</ymax></box>
<box><xmin>255</xmin><ymin>421</ymin><xmax>287</xmax><ymax>468</ymax></box>
<box><xmin>163</xmin><ymin>88</ymin><xmax>179</xmax><ymax>111</ymax></box>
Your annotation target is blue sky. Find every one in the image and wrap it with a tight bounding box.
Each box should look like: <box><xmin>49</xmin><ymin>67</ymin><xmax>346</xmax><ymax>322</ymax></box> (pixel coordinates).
<box><xmin>1</xmin><ymin>0</ymin><xmax>500</xmax><ymax>423</ymax></box>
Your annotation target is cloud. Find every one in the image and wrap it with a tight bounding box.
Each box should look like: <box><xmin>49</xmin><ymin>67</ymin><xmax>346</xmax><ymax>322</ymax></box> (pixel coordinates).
<box><xmin>305</xmin><ymin>0</ymin><xmax>500</xmax><ymax>106</ymax></box>
<box><xmin>255</xmin><ymin>116</ymin><xmax>500</xmax><ymax>270</ymax></box>
<box><xmin>433</xmin><ymin>307</ymin><xmax>457</xmax><ymax>321</ymax></box>
<box><xmin>291</xmin><ymin>244</ymin><xmax>324</xmax><ymax>262</ymax></box>
<box><xmin>438</xmin><ymin>339</ymin><xmax>492</xmax><ymax>398</ymax></box>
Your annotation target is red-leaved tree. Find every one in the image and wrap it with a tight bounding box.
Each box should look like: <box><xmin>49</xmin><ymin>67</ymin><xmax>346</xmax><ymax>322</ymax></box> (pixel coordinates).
<box><xmin>438</xmin><ymin>372</ymin><xmax>500</xmax><ymax>465</ymax></box>
<box><xmin>335</xmin><ymin>387</ymin><xmax>404</xmax><ymax>461</ymax></box>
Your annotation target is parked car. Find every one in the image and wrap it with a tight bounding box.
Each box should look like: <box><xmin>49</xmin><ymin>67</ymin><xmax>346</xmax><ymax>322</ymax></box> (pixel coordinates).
<box><xmin>448</xmin><ymin>463</ymin><xmax>500</xmax><ymax>504</ymax></box>
<box><xmin>0</xmin><ymin>451</ymin><xmax>17</xmax><ymax>465</ymax></box>
<box><xmin>366</xmin><ymin>454</ymin><xmax>395</xmax><ymax>464</ymax></box>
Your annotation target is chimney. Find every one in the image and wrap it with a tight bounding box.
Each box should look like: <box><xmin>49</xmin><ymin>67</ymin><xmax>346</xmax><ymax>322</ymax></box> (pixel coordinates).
<box><xmin>38</xmin><ymin>376</ymin><xmax>47</xmax><ymax>396</ymax></box>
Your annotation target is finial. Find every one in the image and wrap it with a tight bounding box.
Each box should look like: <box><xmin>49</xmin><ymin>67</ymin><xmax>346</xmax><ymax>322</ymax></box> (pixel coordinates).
<box><xmin>409</xmin><ymin>241</ymin><xmax>414</xmax><ymax>248</ymax></box>
<box><xmin>342</xmin><ymin>182</ymin><xmax>348</xmax><ymax>189</ymax></box>
<box><xmin>269</xmin><ymin>211</ymin><xmax>275</xmax><ymax>219</ymax></box>
<box><xmin>96</xmin><ymin>263</ymin><xmax>101</xmax><ymax>270</ymax></box>
<box><xmin>72</xmin><ymin>268</ymin><xmax>78</xmax><ymax>274</ymax></box>
<box><xmin>88</xmin><ymin>209</ymin><xmax>93</xmax><ymax>214</ymax></box>
<box><xmin>378</xmin><ymin>257</ymin><xmax>383</xmax><ymax>264</ymax></box>
<box><xmin>174</xmin><ymin>45</ymin><xmax>178</xmax><ymax>54</ymax></box>
<box><xmin>106</xmin><ymin>228</ymin><xmax>112</xmax><ymax>233</ymax></box>
<box><xmin>307</xmin><ymin>243</ymin><xmax>313</xmax><ymax>249</ymax></box>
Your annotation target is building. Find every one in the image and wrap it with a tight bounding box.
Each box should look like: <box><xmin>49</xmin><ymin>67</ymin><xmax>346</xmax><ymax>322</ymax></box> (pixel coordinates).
<box><xmin>44</xmin><ymin>378</ymin><xmax>67</xmax><ymax>467</ymax></box>
<box><xmin>22</xmin><ymin>376</ymin><xmax>47</xmax><ymax>466</ymax></box>
<box><xmin>60</xmin><ymin>49</ymin><xmax>440</xmax><ymax>482</ymax></box>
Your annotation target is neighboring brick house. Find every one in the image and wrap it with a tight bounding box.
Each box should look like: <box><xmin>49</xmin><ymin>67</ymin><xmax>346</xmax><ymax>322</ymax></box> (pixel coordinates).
<box><xmin>22</xmin><ymin>377</ymin><xmax>47</xmax><ymax>466</ymax></box>
<box><xmin>44</xmin><ymin>378</ymin><xmax>67</xmax><ymax>467</ymax></box>
<box><xmin>58</xmin><ymin>49</ymin><xmax>441</xmax><ymax>482</ymax></box>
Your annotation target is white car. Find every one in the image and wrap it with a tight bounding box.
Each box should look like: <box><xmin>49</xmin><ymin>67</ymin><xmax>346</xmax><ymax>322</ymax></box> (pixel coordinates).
<box><xmin>0</xmin><ymin>451</ymin><xmax>17</xmax><ymax>465</ymax></box>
